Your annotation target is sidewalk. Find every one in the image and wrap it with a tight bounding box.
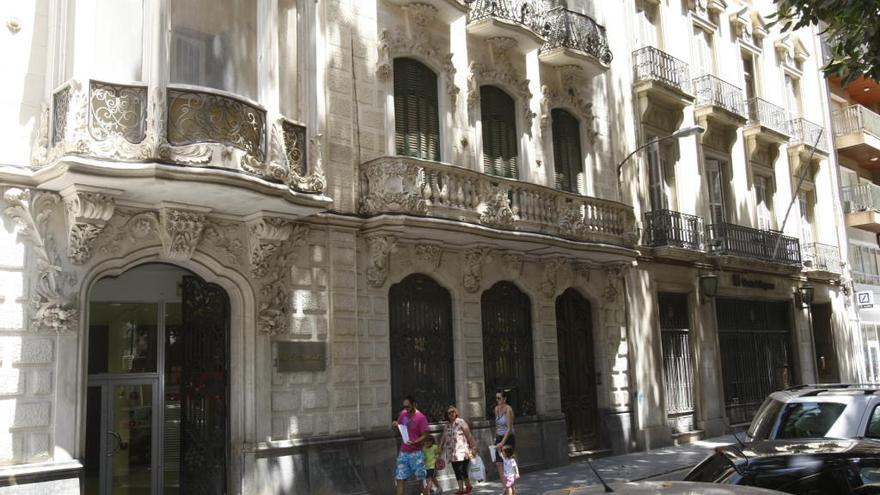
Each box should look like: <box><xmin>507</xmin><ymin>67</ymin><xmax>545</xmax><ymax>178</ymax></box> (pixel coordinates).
<box><xmin>467</xmin><ymin>435</ymin><xmax>736</xmax><ymax>495</ymax></box>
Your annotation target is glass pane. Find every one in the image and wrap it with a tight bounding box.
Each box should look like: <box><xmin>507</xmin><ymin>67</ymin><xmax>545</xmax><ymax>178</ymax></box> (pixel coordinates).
<box><xmin>94</xmin><ymin>0</ymin><xmax>144</xmax><ymax>81</ymax></box>
<box><xmin>776</xmin><ymin>402</ymin><xmax>847</xmax><ymax>439</ymax></box>
<box><xmin>111</xmin><ymin>383</ymin><xmax>153</xmax><ymax>495</ymax></box>
<box><xmin>164</xmin><ymin>303</ymin><xmax>183</xmax><ymax>495</ymax></box>
<box><xmin>278</xmin><ymin>0</ymin><xmax>299</xmax><ymax>119</ymax></box>
<box><xmin>84</xmin><ymin>386</ymin><xmax>102</xmax><ymax>495</ymax></box>
<box><xmin>88</xmin><ymin>303</ymin><xmax>158</xmax><ymax>374</ymax></box>
<box><xmin>169</xmin><ymin>0</ymin><xmax>258</xmax><ymax>99</ymax></box>
<box><xmin>867</xmin><ymin>405</ymin><xmax>880</xmax><ymax>438</ymax></box>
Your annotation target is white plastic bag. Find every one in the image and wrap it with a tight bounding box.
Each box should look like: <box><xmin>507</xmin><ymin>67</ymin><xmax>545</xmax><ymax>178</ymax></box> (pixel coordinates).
<box><xmin>468</xmin><ymin>454</ymin><xmax>486</xmax><ymax>482</ymax></box>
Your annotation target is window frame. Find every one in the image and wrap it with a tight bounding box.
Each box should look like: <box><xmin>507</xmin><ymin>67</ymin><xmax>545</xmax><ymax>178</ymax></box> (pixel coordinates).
<box><xmin>392</xmin><ymin>57</ymin><xmax>442</xmax><ymax>162</ymax></box>
<box><xmin>550</xmin><ymin>108</ymin><xmax>584</xmax><ymax>193</ymax></box>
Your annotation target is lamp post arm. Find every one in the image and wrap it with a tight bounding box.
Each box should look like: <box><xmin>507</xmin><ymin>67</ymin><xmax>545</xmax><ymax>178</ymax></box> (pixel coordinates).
<box><xmin>616</xmin><ymin>133</ymin><xmax>682</xmax><ymax>182</ymax></box>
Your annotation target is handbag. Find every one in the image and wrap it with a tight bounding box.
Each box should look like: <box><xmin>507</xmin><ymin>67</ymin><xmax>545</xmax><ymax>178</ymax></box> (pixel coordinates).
<box><xmin>435</xmin><ymin>458</ymin><xmax>446</xmax><ymax>471</ymax></box>
<box><xmin>468</xmin><ymin>454</ymin><xmax>486</xmax><ymax>482</ymax></box>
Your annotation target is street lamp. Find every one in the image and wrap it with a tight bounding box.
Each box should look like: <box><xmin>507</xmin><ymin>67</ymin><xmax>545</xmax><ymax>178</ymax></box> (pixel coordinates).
<box><xmin>616</xmin><ymin>125</ymin><xmax>706</xmax><ymax>184</ymax></box>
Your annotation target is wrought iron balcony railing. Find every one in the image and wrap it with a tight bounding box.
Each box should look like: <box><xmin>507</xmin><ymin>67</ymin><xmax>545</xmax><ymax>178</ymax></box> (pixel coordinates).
<box><xmin>789</xmin><ymin>117</ymin><xmax>829</xmax><ymax>153</ymax></box>
<box><xmin>842</xmin><ymin>183</ymin><xmax>880</xmax><ymax>213</ymax></box>
<box><xmin>632</xmin><ymin>46</ymin><xmax>691</xmax><ymax>94</ymax></box>
<box><xmin>746</xmin><ymin>97</ymin><xmax>791</xmax><ymax>136</ymax></box>
<box><xmin>466</xmin><ymin>0</ymin><xmax>546</xmax><ymax>36</ymax></box>
<box><xmin>359</xmin><ymin>156</ymin><xmax>636</xmax><ymax>246</ymax></box>
<box><xmin>541</xmin><ymin>7</ymin><xmax>612</xmax><ymax>65</ymax></box>
<box><xmin>802</xmin><ymin>242</ymin><xmax>842</xmax><ymax>274</ymax></box>
<box><xmin>643</xmin><ymin>209</ymin><xmax>704</xmax><ymax>251</ymax></box>
<box><xmin>40</xmin><ymin>79</ymin><xmax>324</xmax><ymax>194</ymax></box>
<box><xmin>706</xmin><ymin>222</ymin><xmax>801</xmax><ymax>265</ymax></box>
<box><xmin>693</xmin><ymin>74</ymin><xmax>747</xmax><ymax>118</ymax></box>
<box><xmin>833</xmin><ymin>104</ymin><xmax>880</xmax><ymax>138</ymax></box>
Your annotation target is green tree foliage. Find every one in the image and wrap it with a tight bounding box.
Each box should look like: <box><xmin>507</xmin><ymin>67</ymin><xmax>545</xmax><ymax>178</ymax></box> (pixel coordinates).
<box><xmin>768</xmin><ymin>0</ymin><xmax>880</xmax><ymax>84</ymax></box>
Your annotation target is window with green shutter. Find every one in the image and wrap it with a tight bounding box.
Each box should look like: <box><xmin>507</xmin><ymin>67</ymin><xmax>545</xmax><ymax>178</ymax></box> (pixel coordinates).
<box><xmin>480</xmin><ymin>86</ymin><xmax>518</xmax><ymax>179</ymax></box>
<box><xmin>394</xmin><ymin>58</ymin><xmax>440</xmax><ymax>161</ymax></box>
<box><xmin>551</xmin><ymin>109</ymin><xmax>582</xmax><ymax>192</ymax></box>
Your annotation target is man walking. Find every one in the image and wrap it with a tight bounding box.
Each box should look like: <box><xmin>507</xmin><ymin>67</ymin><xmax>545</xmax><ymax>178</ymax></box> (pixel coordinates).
<box><xmin>391</xmin><ymin>396</ymin><xmax>430</xmax><ymax>495</ymax></box>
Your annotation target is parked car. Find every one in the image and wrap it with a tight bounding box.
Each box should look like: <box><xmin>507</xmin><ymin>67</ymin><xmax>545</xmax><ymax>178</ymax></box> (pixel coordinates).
<box><xmin>748</xmin><ymin>384</ymin><xmax>880</xmax><ymax>441</ymax></box>
<box><xmin>544</xmin><ymin>481</ymin><xmax>788</xmax><ymax>494</ymax></box>
<box><xmin>685</xmin><ymin>438</ymin><xmax>880</xmax><ymax>494</ymax></box>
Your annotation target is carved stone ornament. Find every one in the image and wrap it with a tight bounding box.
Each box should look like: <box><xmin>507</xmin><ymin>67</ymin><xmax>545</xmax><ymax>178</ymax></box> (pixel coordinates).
<box><xmin>359</xmin><ymin>158</ymin><xmax>429</xmax><ymax>215</ymax></box>
<box><xmin>257</xmin><ymin>224</ymin><xmax>309</xmax><ymax>335</ymax></box>
<box><xmin>376</xmin><ymin>22</ymin><xmax>459</xmax><ymax>106</ymax></box>
<box><xmin>249</xmin><ymin>216</ymin><xmax>293</xmax><ymax>278</ymax></box>
<box><xmin>201</xmin><ymin>219</ymin><xmax>244</xmax><ymax>267</ymax></box>
<box><xmin>602</xmin><ymin>263</ymin><xmax>629</xmax><ymax>303</ymax></box>
<box><xmin>64</xmin><ymin>191</ymin><xmax>116</xmax><ymax>265</ymax></box>
<box><xmin>160</xmin><ymin>209</ymin><xmax>206</xmax><ymax>260</ymax></box>
<box><xmin>414</xmin><ymin>244</ymin><xmax>443</xmax><ymax>272</ymax></box>
<box><xmin>502</xmin><ymin>252</ymin><xmax>524</xmax><ymax>278</ymax></box>
<box><xmin>468</xmin><ymin>60</ymin><xmax>535</xmax><ymax>129</ymax></box>
<box><xmin>541</xmin><ymin>67</ymin><xmax>598</xmax><ymax>144</ymax></box>
<box><xmin>366</xmin><ymin>235</ymin><xmax>397</xmax><ymax>288</ymax></box>
<box><xmin>3</xmin><ymin>188</ymin><xmax>79</xmax><ymax>333</ymax></box>
<box><xmin>463</xmin><ymin>247</ymin><xmax>491</xmax><ymax>293</ymax></box>
<box><xmin>541</xmin><ymin>257</ymin><xmax>568</xmax><ymax>298</ymax></box>
<box><xmin>479</xmin><ymin>185</ymin><xmax>517</xmax><ymax>228</ymax></box>
<box><xmin>575</xmin><ymin>261</ymin><xmax>592</xmax><ymax>282</ymax></box>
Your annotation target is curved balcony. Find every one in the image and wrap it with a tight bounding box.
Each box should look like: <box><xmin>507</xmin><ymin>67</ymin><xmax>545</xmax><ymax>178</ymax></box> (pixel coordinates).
<box><xmin>789</xmin><ymin>117</ymin><xmax>829</xmax><ymax>155</ymax></box>
<box><xmin>466</xmin><ymin>0</ymin><xmax>546</xmax><ymax>50</ymax></box>
<box><xmin>693</xmin><ymin>75</ymin><xmax>747</xmax><ymax>124</ymax></box>
<box><xmin>643</xmin><ymin>209</ymin><xmax>704</xmax><ymax>260</ymax></box>
<box><xmin>32</xmin><ymin>79</ymin><xmax>329</xmax><ymax>217</ymax></box>
<box><xmin>802</xmin><ymin>242</ymin><xmax>842</xmax><ymax>278</ymax></box>
<box><xmin>539</xmin><ymin>8</ymin><xmax>611</xmax><ymax>76</ymax></box>
<box><xmin>359</xmin><ymin>156</ymin><xmax>636</xmax><ymax>247</ymax></box>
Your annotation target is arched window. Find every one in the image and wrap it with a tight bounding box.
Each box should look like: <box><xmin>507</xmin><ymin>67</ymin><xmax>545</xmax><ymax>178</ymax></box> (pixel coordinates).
<box><xmin>389</xmin><ymin>274</ymin><xmax>454</xmax><ymax>421</ymax></box>
<box><xmin>480</xmin><ymin>86</ymin><xmax>518</xmax><ymax>178</ymax></box>
<box><xmin>481</xmin><ymin>281</ymin><xmax>536</xmax><ymax>417</ymax></box>
<box><xmin>551</xmin><ymin>109</ymin><xmax>583</xmax><ymax>192</ymax></box>
<box><xmin>394</xmin><ymin>58</ymin><xmax>440</xmax><ymax>161</ymax></box>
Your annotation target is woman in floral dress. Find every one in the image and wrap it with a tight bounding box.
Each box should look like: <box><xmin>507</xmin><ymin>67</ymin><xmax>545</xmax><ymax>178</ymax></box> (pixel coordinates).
<box><xmin>439</xmin><ymin>405</ymin><xmax>477</xmax><ymax>494</ymax></box>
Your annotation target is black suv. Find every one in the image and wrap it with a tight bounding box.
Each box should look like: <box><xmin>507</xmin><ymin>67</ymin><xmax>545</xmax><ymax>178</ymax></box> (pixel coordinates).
<box><xmin>685</xmin><ymin>439</ymin><xmax>880</xmax><ymax>494</ymax></box>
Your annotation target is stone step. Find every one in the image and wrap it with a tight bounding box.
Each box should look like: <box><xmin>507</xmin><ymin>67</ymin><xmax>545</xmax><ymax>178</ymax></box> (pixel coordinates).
<box><xmin>671</xmin><ymin>429</ymin><xmax>705</xmax><ymax>446</ymax></box>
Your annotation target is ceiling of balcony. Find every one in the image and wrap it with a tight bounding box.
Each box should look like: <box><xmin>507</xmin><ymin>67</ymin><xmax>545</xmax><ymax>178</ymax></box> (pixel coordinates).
<box><xmin>831</xmin><ymin>74</ymin><xmax>880</xmax><ymax>106</ymax></box>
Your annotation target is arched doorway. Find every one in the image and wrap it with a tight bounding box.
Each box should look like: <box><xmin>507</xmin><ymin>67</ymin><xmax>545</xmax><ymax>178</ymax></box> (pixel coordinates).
<box><xmin>481</xmin><ymin>281</ymin><xmax>536</xmax><ymax>418</ymax></box>
<box><xmin>555</xmin><ymin>288</ymin><xmax>599</xmax><ymax>451</ymax></box>
<box><xmin>388</xmin><ymin>274</ymin><xmax>454</xmax><ymax>421</ymax></box>
<box><xmin>83</xmin><ymin>263</ymin><xmax>230</xmax><ymax>495</ymax></box>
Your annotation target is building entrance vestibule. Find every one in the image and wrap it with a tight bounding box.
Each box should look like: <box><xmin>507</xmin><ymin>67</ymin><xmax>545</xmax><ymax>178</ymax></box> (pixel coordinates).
<box><xmin>84</xmin><ymin>264</ymin><xmax>230</xmax><ymax>495</ymax></box>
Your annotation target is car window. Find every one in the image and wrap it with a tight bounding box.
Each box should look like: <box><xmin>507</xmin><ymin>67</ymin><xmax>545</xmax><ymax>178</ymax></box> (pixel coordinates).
<box><xmin>777</xmin><ymin>402</ymin><xmax>847</xmax><ymax>439</ymax></box>
<box><xmin>684</xmin><ymin>453</ymin><xmax>737</xmax><ymax>483</ymax></box>
<box><xmin>867</xmin><ymin>405</ymin><xmax>880</xmax><ymax>438</ymax></box>
<box><xmin>749</xmin><ymin>397</ymin><xmax>784</xmax><ymax>439</ymax></box>
<box><xmin>779</xmin><ymin>470</ymin><xmax>849</xmax><ymax>495</ymax></box>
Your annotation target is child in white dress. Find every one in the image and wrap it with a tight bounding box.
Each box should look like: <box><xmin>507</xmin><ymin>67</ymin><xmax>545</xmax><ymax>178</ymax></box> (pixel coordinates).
<box><xmin>501</xmin><ymin>445</ymin><xmax>519</xmax><ymax>495</ymax></box>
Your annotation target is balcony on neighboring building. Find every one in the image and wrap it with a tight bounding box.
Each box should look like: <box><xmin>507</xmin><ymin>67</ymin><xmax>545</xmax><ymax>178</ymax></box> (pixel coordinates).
<box><xmin>693</xmin><ymin>75</ymin><xmax>747</xmax><ymax>143</ymax></box>
<box><xmin>466</xmin><ymin>0</ymin><xmax>546</xmax><ymax>50</ymax></box>
<box><xmin>643</xmin><ymin>209</ymin><xmax>705</xmax><ymax>258</ymax></box>
<box><xmin>632</xmin><ymin>47</ymin><xmax>693</xmax><ymax>130</ymax></box>
<box><xmin>34</xmin><ymin>79</ymin><xmax>330</xmax><ymax>217</ymax></box>
<box><xmin>359</xmin><ymin>156</ymin><xmax>636</xmax><ymax>247</ymax></box>
<box><xmin>842</xmin><ymin>183</ymin><xmax>880</xmax><ymax>233</ymax></box>
<box><xmin>539</xmin><ymin>7</ymin><xmax>611</xmax><ymax>76</ymax></box>
<box><xmin>832</xmin><ymin>104</ymin><xmax>880</xmax><ymax>167</ymax></box>
<box><xmin>706</xmin><ymin>222</ymin><xmax>801</xmax><ymax>266</ymax></box>
<box><xmin>802</xmin><ymin>242</ymin><xmax>843</xmax><ymax>277</ymax></box>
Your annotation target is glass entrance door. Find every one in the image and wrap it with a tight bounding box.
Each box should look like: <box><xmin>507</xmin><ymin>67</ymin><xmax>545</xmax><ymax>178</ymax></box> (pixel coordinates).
<box><xmin>85</xmin><ymin>379</ymin><xmax>159</xmax><ymax>495</ymax></box>
<box><xmin>85</xmin><ymin>265</ymin><xmax>231</xmax><ymax>495</ymax></box>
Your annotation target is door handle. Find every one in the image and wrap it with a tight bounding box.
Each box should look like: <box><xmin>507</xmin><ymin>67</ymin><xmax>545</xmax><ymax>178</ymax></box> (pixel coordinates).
<box><xmin>107</xmin><ymin>431</ymin><xmax>122</xmax><ymax>457</ymax></box>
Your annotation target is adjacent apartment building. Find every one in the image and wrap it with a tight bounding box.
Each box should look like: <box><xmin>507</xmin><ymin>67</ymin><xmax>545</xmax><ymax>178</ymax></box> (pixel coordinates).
<box><xmin>0</xmin><ymin>0</ymin><xmax>861</xmax><ymax>493</ymax></box>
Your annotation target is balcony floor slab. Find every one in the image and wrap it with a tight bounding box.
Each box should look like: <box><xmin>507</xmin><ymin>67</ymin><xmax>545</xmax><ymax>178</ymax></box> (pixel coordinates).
<box><xmin>19</xmin><ymin>156</ymin><xmax>332</xmax><ymax>220</ymax></box>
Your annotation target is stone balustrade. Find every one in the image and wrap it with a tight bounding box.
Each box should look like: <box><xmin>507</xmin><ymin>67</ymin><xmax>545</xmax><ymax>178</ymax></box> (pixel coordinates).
<box><xmin>37</xmin><ymin>79</ymin><xmax>324</xmax><ymax>194</ymax></box>
<box><xmin>359</xmin><ymin>156</ymin><xmax>636</xmax><ymax>246</ymax></box>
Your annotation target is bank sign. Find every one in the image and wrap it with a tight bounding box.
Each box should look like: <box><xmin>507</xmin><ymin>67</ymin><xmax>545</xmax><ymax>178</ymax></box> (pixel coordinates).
<box><xmin>857</xmin><ymin>291</ymin><xmax>875</xmax><ymax>309</ymax></box>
